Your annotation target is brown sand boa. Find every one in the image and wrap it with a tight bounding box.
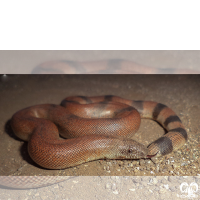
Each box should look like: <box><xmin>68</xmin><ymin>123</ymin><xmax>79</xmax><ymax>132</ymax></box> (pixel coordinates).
<box><xmin>1</xmin><ymin>96</ymin><xmax>187</xmax><ymax>189</ymax></box>
<box><xmin>10</xmin><ymin>96</ymin><xmax>187</xmax><ymax>169</ymax></box>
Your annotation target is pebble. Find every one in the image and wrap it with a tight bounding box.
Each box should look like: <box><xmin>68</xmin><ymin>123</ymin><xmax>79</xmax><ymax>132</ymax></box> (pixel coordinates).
<box><xmin>105</xmin><ymin>183</ymin><xmax>111</xmax><ymax>189</ymax></box>
<box><xmin>112</xmin><ymin>190</ymin><xmax>119</xmax><ymax>195</ymax></box>
<box><xmin>112</xmin><ymin>183</ymin><xmax>117</xmax><ymax>191</ymax></box>
<box><xmin>148</xmin><ymin>178</ymin><xmax>158</xmax><ymax>185</ymax></box>
<box><xmin>159</xmin><ymin>188</ymin><xmax>167</xmax><ymax>194</ymax></box>
<box><xmin>163</xmin><ymin>184</ymin><xmax>169</xmax><ymax>190</ymax></box>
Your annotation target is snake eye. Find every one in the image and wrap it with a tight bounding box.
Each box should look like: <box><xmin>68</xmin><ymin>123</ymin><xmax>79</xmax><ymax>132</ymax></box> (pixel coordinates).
<box><xmin>128</xmin><ymin>149</ymin><xmax>132</xmax><ymax>153</ymax></box>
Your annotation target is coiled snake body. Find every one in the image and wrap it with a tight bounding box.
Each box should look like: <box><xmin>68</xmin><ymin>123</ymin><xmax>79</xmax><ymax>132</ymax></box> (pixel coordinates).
<box><xmin>10</xmin><ymin>95</ymin><xmax>187</xmax><ymax>170</ymax></box>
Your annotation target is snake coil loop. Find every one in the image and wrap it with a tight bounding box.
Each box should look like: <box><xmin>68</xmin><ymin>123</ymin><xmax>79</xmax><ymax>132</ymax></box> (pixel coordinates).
<box><xmin>11</xmin><ymin>95</ymin><xmax>187</xmax><ymax>169</ymax></box>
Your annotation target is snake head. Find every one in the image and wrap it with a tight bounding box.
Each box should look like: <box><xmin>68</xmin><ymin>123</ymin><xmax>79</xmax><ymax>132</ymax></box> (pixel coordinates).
<box><xmin>116</xmin><ymin>138</ymin><xmax>149</xmax><ymax>159</ymax></box>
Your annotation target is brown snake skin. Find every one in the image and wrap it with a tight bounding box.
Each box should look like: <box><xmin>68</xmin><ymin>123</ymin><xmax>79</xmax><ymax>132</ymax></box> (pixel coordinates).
<box><xmin>10</xmin><ymin>95</ymin><xmax>187</xmax><ymax>170</ymax></box>
<box><xmin>1</xmin><ymin>95</ymin><xmax>188</xmax><ymax>189</ymax></box>
<box><xmin>32</xmin><ymin>59</ymin><xmax>199</xmax><ymax>74</ymax></box>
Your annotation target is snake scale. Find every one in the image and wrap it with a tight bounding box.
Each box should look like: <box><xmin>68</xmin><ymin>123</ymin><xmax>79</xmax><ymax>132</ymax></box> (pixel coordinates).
<box><xmin>2</xmin><ymin>94</ymin><xmax>188</xmax><ymax>189</ymax></box>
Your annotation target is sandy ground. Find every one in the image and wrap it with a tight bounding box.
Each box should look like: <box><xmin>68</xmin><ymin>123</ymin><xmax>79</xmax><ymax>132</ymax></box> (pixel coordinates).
<box><xmin>0</xmin><ymin>74</ymin><xmax>200</xmax><ymax>199</ymax></box>
<box><xmin>0</xmin><ymin>50</ymin><xmax>200</xmax><ymax>199</ymax></box>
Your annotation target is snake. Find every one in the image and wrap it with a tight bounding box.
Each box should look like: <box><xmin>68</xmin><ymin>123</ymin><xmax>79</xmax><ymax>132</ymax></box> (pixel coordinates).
<box><xmin>10</xmin><ymin>95</ymin><xmax>187</xmax><ymax>170</ymax></box>
<box><xmin>2</xmin><ymin>95</ymin><xmax>187</xmax><ymax>189</ymax></box>
<box><xmin>32</xmin><ymin>59</ymin><xmax>199</xmax><ymax>74</ymax></box>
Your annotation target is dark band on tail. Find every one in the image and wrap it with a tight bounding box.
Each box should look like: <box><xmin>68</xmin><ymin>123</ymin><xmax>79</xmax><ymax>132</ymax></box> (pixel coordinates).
<box><xmin>149</xmin><ymin>137</ymin><xmax>173</xmax><ymax>155</ymax></box>
<box><xmin>152</xmin><ymin>103</ymin><xmax>167</xmax><ymax>120</ymax></box>
<box><xmin>164</xmin><ymin>115</ymin><xmax>182</xmax><ymax>127</ymax></box>
<box><xmin>170</xmin><ymin>127</ymin><xmax>188</xmax><ymax>141</ymax></box>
